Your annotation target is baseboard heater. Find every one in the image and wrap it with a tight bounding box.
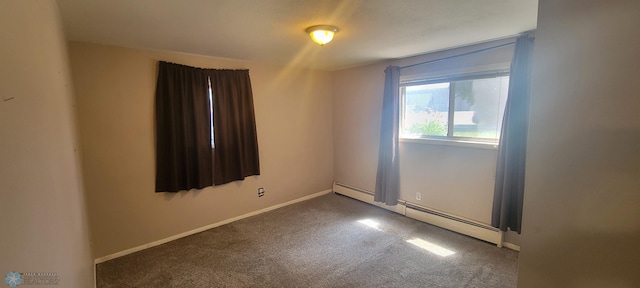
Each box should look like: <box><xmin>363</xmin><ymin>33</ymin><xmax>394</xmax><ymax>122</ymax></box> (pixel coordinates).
<box><xmin>333</xmin><ymin>182</ymin><xmax>503</xmax><ymax>247</ymax></box>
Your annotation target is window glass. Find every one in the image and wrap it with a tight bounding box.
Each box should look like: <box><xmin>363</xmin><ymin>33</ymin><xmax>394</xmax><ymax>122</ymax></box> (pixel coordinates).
<box><xmin>452</xmin><ymin>76</ymin><xmax>509</xmax><ymax>139</ymax></box>
<box><xmin>403</xmin><ymin>83</ymin><xmax>449</xmax><ymax>137</ymax></box>
<box><xmin>208</xmin><ymin>80</ymin><xmax>215</xmax><ymax>148</ymax></box>
<box><xmin>400</xmin><ymin>73</ymin><xmax>509</xmax><ymax>143</ymax></box>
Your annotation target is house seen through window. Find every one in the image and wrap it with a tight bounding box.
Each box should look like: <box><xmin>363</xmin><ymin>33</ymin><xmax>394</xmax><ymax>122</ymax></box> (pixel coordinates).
<box><xmin>400</xmin><ymin>72</ymin><xmax>509</xmax><ymax>143</ymax></box>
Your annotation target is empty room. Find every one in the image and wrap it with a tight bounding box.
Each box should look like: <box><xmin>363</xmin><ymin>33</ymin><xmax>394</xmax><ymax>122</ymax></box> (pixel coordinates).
<box><xmin>1</xmin><ymin>1</ymin><xmax>639</xmax><ymax>287</ymax></box>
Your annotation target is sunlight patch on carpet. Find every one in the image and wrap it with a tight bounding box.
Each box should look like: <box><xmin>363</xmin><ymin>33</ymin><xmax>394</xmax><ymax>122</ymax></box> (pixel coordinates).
<box><xmin>357</xmin><ymin>219</ymin><xmax>382</xmax><ymax>231</ymax></box>
<box><xmin>406</xmin><ymin>238</ymin><xmax>455</xmax><ymax>257</ymax></box>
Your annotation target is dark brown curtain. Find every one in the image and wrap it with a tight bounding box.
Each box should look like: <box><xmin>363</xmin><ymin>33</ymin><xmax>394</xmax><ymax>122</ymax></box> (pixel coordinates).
<box><xmin>155</xmin><ymin>62</ymin><xmax>260</xmax><ymax>192</ymax></box>
<box><xmin>208</xmin><ymin>69</ymin><xmax>260</xmax><ymax>185</ymax></box>
<box><xmin>492</xmin><ymin>34</ymin><xmax>535</xmax><ymax>233</ymax></box>
<box><xmin>374</xmin><ymin>66</ymin><xmax>401</xmax><ymax>205</ymax></box>
<box><xmin>155</xmin><ymin>61</ymin><xmax>213</xmax><ymax>192</ymax></box>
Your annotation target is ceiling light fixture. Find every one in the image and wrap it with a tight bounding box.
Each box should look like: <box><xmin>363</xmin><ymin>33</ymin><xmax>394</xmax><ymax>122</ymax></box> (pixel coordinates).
<box><xmin>305</xmin><ymin>25</ymin><xmax>338</xmax><ymax>46</ymax></box>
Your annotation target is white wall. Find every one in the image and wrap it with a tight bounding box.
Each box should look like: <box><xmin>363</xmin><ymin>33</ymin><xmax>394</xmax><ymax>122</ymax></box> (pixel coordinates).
<box><xmin>519</xmin><ymin>0</ymin><xmax>640</xmax><ymax>287</ymax></box>
<box><xmin>333</xmin><ymin>39</ymin><xmax>515</xmax><ymax>224</ymax></box>
<box><xmin>0</xmin><ymin>1</ymin><xmax>93</xmax><ymax>287</ymax></box>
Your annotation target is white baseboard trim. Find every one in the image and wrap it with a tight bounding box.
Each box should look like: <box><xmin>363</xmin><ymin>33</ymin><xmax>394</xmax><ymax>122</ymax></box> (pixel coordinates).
<box><xmin>94</xmin><ymin>189</ymin><xmax>333</xmax><ymax>264</ymax></box>
<box><xmin>502</xmin><ymin>241</ymin><xmax>520</xmax><ymax>251</ymax></box>
<box><xmin>333</xmin><ymin>182</ymin><xmax>507</xmax><ymax>248</ymax></box>
<box><xmin>332</xmin><ymin>182</ymin><xmax>406</xmax><ymax>214</ymax></box>
<box><xmin>404</xmin><ymin>205</ymin><xmax>503</xmax><ymax>247</ymax></box>
<box><xmin>93</xmin><ymin>258</ymin><xmax>97</xmax><ymax>288</ymax></box>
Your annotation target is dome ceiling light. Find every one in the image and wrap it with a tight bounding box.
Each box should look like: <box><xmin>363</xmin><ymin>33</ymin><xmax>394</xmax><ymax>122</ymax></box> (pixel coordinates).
<box><xmin>305</xmin><ymin>25</ymin><xmax>339</xmax><ymax>46</ymax></box>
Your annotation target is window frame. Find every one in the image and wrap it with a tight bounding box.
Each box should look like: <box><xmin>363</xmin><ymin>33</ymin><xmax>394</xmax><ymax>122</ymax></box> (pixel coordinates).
<box><xmin>399</xmin><ymin>70</ymin><xmax>510</xmax><ymax>148</ymax></box>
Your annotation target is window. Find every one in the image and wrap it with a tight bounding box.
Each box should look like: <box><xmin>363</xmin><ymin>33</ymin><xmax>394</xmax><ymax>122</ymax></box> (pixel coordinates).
<box><xmin>155</xmin><ymin>61</ymin><xmax>259</xmax><ymax>192</ymax></box>
<box><xmin>208</xmin><ymin>79</ymin><xmax>215</xmax><ymax>148</ymax></box>
<box><xmin>400</xmin><ymin>72</ymin><xmax>509</xmax><ymax>143</ymax></box>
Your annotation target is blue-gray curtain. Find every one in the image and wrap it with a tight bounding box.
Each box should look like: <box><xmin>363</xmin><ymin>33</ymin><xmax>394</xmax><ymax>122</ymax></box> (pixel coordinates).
<box><xmin>375</xmin><ymin>66</ymin><xmax>401</xmax><ymax>205</ymax></box>
<box><xmin>492</xmin><ymin>34</ymin><xmax>535</xmax><ymax>233</ymax></box>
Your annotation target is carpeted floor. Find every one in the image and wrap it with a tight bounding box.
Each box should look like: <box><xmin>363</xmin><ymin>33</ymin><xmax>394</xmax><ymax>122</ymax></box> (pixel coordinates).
<box><xmin>97</xmin><ymin>193</ymin><xmax>518</xmax><ymax>287</ymax></box>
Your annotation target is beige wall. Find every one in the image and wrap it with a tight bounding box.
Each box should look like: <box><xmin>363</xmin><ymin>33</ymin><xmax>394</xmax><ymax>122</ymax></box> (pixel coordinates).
<box><xmin>398</xmin><ymin>144</ymin><xmax>498</xmax><ymax>222</ymax></box>
<box><xmin>519</xmin><ymin>0</ymin><xmax>640</xmax><ymax>287</ymax></box>
<box><xmin>69</xmin><ymin>42</ymin><xmax>334</xmax><ymax>258</ymax></box>
<box><xmin>332</xmin><ymin>61</ymin><xmax>389</xmax><ymax>192</ymax></box>
<box><xmin>332</xmin><ymin>39</ymin><xmax>514</xmax><ymax>225</ymax></box>
<box><xmin>0</xmin><ymin>1</ymin><xmax>93</xmax><ymax>287</ymax></box>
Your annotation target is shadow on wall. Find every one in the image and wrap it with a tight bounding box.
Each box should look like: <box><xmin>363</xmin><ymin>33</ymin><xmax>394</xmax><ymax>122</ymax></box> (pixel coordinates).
<box><xmin>522</xmin><ymin>230</ymin><xmax>640</xmax><ymax>287</ymax></box>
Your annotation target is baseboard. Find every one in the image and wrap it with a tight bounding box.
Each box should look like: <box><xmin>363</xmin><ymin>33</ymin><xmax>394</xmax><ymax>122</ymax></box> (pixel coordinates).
<box><xmin>93</xmin><ymin>259</ymin><xmax>97</xmax><ymax>288</ymax></box>
<box><xmin>332</xmin><ymin>182</ymin><xmax>406</xmax><ymax>214</ymax></box>
<box><xmin>405</xmin><ymin>204</ymin><xmax>503</xmax><ymax>247</ymax></box>
<box><xmin>333</xmin><ymin>182</ymin><xmax>505</xmax><ymax>247</ymax></box>
<box><xmin>502</xmin><ymin>241</ymin><xmax>520</xmax><ymax>251</ymax></box>
<box><xmin>94</xmin><ymin>189</ymin><xmax>333</xmax><ymax>264</ymax></box>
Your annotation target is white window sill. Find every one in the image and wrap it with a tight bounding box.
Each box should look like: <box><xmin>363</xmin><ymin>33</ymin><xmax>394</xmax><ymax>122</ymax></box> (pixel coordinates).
<box><xmin>400</xmin><ymin>137</ymin><xmax>498</xmax><ymax>150</ymax></box>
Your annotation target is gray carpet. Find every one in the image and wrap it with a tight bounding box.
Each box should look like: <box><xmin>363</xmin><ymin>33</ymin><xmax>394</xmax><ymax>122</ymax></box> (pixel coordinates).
<box><xmin>97</xmin><ymin>193</ymin><xmax>518</xmax><ymax>287</ymax></box>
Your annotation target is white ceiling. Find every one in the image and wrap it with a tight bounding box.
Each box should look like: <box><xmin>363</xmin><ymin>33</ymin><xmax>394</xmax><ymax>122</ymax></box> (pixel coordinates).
<box><xmin>56</xmin><ymin>0</ymin><xmax>538</xmax><ymax>71</ymax></box>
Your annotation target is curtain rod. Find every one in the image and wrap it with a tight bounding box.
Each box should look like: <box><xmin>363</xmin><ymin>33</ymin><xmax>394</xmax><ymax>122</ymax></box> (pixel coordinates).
<box><xmin>399</xmin><ymin>41</ymin><xmax>516</xmax><ymax>70</ymax></box>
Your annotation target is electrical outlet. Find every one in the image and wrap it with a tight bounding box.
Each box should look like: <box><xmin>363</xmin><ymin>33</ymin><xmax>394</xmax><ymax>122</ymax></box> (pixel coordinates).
<box><xmin>258</xmin><ymin>187</ymin><xmax>265</xmax><ymax>197</ymax></box>
<box><xmin>416</xmin><ymin>192</ymin><xmax>421</xmax><ymax>201</ymax></box>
